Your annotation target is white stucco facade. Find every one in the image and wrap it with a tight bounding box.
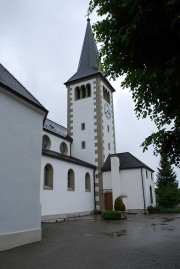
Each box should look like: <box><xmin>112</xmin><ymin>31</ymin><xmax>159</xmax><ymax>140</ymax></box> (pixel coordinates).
<box><xmin>0</xmin><ymin>87</ymin><xmax>45</xmax><ymax>250</ymax></box>
<box><xmin>40</xmin><ymin>131</ymin><xmax>95</xmax><ymax>219</ymax></box>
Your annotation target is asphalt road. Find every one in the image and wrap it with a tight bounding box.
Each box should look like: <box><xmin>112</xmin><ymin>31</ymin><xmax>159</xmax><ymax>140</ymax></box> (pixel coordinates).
<box><xmin>0</xmin><ymin>214</ymin><xmax>180</xmax><ymax>269</ymax></box>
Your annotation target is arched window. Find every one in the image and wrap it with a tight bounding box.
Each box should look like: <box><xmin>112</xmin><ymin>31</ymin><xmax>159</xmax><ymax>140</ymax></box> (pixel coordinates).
<box><xmin>81</xmin><ymin>85</ymin><xmax>86</xmax><ymax>98</ymax></box>
<box><xmin>68</xmin><ymin>169</ymin><xmax>75</xmax><ymax>191</ymax></box>
<box><xmin>42</xmin><ymin>135</ymin><xmax>51</xmax><ymax>149</ymax></box>
<box><xmin>85</xmin><ymin>173</ymin><xmax>91</xmax><ymax>192</ymax></box>
<box><xmin>150</xmin><ymin>186</ymin><xmax>153</xmax><ymax>204</ymax></box>
<box><xmin>75</xmin><ymin>87</ymin><xmax>80</xmax><ymax>100</ymax></box>
<box><xmin>86</xmin><ymin>84</ymin><xmax>91</xmax><ymax>97</ymax></box>
<box><xmin>44</xmin><ymin>164</ymin><xmax>53</xmax><ymax>189</ymax></box>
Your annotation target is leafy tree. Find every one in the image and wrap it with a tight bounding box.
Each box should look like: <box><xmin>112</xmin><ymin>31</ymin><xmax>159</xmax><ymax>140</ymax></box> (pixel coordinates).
<box><xmin>156</xmin><ymin>187</ymin><xmax>180</xmax><ymax>208</ymax></box>
<box><xmin>89</xmin><ymin>0</ymin><xmax>180</xmax><ymax>167</ymax></box>
<box><xmin>156</xmin><ymin>154</ymin><xmax>179</xmax><ymax>207</ymax></box>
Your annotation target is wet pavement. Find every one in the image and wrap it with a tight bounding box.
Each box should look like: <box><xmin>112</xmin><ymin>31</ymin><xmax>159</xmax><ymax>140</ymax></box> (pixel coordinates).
<box><xmin>0</xmin><ymin>214</ymin><xmax>180</xmax><ymax>269</ymax></box>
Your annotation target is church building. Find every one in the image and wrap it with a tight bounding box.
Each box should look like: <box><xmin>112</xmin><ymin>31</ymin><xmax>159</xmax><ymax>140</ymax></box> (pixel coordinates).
<box><xmin>0</xmin><ymin>19</ymin><xmax>155</xmax><ymax>250</ymax></box>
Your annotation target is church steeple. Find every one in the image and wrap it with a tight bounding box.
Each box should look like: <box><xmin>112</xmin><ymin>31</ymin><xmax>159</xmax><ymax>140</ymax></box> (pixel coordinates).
<box><xmin>66</xmin><ymin>19</ymin><xmax>101</xmax><ymax>84</ymax></box>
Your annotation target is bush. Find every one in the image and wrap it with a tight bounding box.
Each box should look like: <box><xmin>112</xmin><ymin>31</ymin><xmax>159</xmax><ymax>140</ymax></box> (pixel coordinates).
<box><xmin>114</xmin><ymin>196</ymin><xmax>126</xmax><ymax>211</ymax></box>
<box><xmin>102</xmin><ymin>210</ymin><xmax>127</xmax><ymax>220</ymax></box>
<box><xmin>147</xmin><ymin>205</ymin><xmax>180</xmax><ymax>214</ymax></box>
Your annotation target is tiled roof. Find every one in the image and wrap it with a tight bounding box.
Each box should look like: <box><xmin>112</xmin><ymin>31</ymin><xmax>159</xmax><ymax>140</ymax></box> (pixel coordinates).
<box><xmin>43</xmin><ymin>118</ymin><xmax>72</xmax><ymax>142</ymax></box>
<box><xmin>0</xmin><ymin>63</ymin><xmax>47</xmax><ymax>113</ymax></box>
<box><xmin>42</xmin><ymin>149</ymin><xmax>96</xmax><ymax>169</ymax></box>
<box><xmin>65</xmin><ymin>19</ymin><xmax>101</xmax><ymax>84</ymax></box>
<box><xmin>102</xmin><ymin>152</ymin><xmax>154</xmax><ymax>172</ymax></box>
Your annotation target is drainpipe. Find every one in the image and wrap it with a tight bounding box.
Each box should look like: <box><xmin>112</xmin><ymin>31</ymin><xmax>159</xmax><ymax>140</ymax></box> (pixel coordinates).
<box><xmin>70</xmin><ymin>141</ymin><xmax>72</xmax><ymax>156</ymax></box>
<box><xmin>93</xmin><ymin>168</ymin><xmax>96</xmax><ymax>211</ymax></box>
<box><xmin>141</xmin><ymin>168</ymin><xmax>146</xmax><ymax>213</ymax></box>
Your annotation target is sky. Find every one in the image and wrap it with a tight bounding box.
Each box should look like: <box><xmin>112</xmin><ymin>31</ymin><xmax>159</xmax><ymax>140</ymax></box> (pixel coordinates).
<box><xmin>0</xmin><ymin>0</ymin><xmax>179</xmax><ymax>182</ymax></box>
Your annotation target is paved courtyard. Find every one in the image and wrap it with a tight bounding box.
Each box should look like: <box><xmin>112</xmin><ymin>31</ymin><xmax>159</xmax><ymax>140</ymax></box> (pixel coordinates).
<box><xmin>0</xmin><ymin>214</ymin><xmax>180</xmax><ymax>269</ymax></box>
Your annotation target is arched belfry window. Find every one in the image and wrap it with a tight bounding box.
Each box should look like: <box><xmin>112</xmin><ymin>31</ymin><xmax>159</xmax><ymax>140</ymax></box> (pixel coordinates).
<box><xmin>75</xmin><ymin>84</ymin><xmax>91</xmax><ymax>100</ymax></box>
<box><xmin>75</xmin><ymin>87</ymin><xmax>80</xmax><ymax>100</ymax></box>
<box><xmin>103</xmin><ymin>86</ymin><xmax>110</xmax><ymax>104</ymax></box>
<box><xmin>150</xmin><ymin>186</ymin><xmax>153</xmax><ymax>204</ymax></box>
<box><xmin>44</xmin><ymin>164</ymin><xmax>53</xmax><ymax>189</ymax></box>
<box><xmin>85</xmin><ymin>173</ymin><xmax>91</xmax><ymax>192</ymax></box>
<box><xmin>68</xmin><ymin>169</ymin><xmax>75</xmax><ymax>191</ymax></box>
<box><xmin>81</xmin><ymin>85</ymin><xmax>86</xmax><ymax>98</ymax></box>
<box><xmin>86</xmin><ymin>84</ymin><xmax>91</xmax><ymax>97</ymax></box>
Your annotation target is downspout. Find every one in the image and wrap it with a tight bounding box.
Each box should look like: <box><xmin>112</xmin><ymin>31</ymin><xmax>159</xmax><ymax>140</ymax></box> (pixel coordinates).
<box><xmin>70</xmin><ymin>141</ymin><xmax>72</xmax><ymax>156</ymax></box>
<box><xmin>141</xmin><ymin>168</ymin><xmax>146</xmax><ymax>213</ymax></box>
<box><xmin>93</xmin><ymin>168</ymin><xmax>96</xmax><ymax>211</ymax></box>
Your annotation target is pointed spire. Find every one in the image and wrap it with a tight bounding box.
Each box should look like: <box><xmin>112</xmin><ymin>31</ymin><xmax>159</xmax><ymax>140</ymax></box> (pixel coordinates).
<box><xmin>66</xmin><ymin>19</ymin><xmax>101</xmax><ymax>84</ymax></box>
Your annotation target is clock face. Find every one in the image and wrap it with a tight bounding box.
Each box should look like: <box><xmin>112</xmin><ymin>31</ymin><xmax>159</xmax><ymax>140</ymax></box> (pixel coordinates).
<box><xmin>104</xmin><ymin>103</ymin><xmax>111</xmax><ymax>119</ymax></box>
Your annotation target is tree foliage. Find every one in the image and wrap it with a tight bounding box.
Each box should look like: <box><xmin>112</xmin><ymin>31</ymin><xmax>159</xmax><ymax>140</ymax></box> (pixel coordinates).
<box><xmin>89</xmin><ymin>0</ymin><xmax>180</xmax><ymax>167</ymax></box>
<box><xmin>156</xmin><ymin>154</ymin><xmax>179</xmax><ymax>207</ymax></box>
<box><xmin>156</xmin><ymin>154</ymin><xmax>178</xmax><ymax>188</ymax></box>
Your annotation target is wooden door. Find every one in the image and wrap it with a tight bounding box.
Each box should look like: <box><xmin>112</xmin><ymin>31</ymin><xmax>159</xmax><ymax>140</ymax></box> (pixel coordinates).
<box><xmin>105</xmin><ymin>192</ymin><xmax>113</xmax><ymax>210</ymax></box>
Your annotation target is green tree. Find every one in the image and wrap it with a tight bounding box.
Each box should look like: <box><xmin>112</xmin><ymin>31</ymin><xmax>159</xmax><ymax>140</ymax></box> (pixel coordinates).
<box><xmin>156</xmin><ymin>155</ymin><xmax>178</xmax><ymax>189</ymax></box>
<box><xmin>89</xmin><ymin>0</ymin><xmax>180</xmax><ymax>167</ymax></box>
<box><xmin>156</xmin><ymin>154</ymin><xmax>179</xmax><ymax>207</ymax></box>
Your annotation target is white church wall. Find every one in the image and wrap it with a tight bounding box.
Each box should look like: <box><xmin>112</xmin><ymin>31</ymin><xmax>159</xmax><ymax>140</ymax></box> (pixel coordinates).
<box><xmin>103</xmin><ymin>172</ymin><xmax>112</xmax><ymax>190</ymax></box>
<box><xmin>40</xmin><ymin>156</ymin><xmax>95</xmax><ymax>219</ymax></box>
<box><xmin>0</xmin><ymin>88</ymin><xmax>44</xmax><ymax>250</ymax></box>
<box><xmin>120</xmin><ymin>169</ymin><xmax>145</xmax><ymax>211</ymax></box>
<box><xmin>142</xmin><ymin>168</ymin><xmax>156</xmax><ymax>208</ymax></box>
<box><xmin>42</xmin><ymin>130</ymin><xmax>71</xmax><ymax>155</ymax></box>
<box><xmin>70</xmin><ymin>78</ymin><xmax>97</xmax><ymax>165</ymax></box>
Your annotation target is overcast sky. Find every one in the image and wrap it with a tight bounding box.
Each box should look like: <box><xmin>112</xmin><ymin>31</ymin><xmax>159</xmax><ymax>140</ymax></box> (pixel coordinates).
<box><xmin>0</xmin><ymin>0</ymin><xmax>179</xmax><ymax>182</ymax></box>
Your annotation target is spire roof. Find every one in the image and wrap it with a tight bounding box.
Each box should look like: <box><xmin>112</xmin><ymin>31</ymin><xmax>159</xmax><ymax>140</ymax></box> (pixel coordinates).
<box><xmin>66</xmin><ymin>19</ymin><xmax>101</xmax><ymax>84</ymax></box>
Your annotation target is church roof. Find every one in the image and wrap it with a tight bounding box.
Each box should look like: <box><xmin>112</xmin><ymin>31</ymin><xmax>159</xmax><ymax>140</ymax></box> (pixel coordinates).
<box><xmin>102</xmin><ymin>152</ymin><xmax>154</xmax><ymax>172</ymax></box>
<box><xmin>42</xmin><ymin>149</ymin><xmax>96</xmax><ymax>169</ymax></box>
<box><xmin>0</xmin><ymin>63</ymin><xmax>47</xmax><ymax>113</ymax></box>
<box><xmin>43</xmin><ymin>118</ymin><xmax>72</xmax><ymax>142</ymax></box>
<box><xmin>65</xmin><ymin>19</ymin><xmax>102</xmax><ymax>84</ymax></box>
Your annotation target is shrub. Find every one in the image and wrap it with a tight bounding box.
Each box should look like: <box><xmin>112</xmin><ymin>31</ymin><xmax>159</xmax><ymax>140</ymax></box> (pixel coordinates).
<box><xmin>147</xmin><ymin>205</ymin><xmax>180</xmax><ymax>214</ymax></box>
<box><xmin>102</xmin><ymin>210</ymin><xmax>127</xmax><ymax>220</ymax></box>
<box><xmin>114</xmin><ymin>196</ymin><xmax>126</xmax><ymax>211</ymax></box>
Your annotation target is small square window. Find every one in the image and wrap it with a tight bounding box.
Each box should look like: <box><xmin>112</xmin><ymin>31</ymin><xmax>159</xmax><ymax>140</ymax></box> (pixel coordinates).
<box><xmin>81</xmin><ymin>141</ymin><xmax>86</xmax><ymax>149</ymax></box>
<box><xmin>81</xmin><ymin>123</ymin><xmax>85</xmax><ymax>130</ymax></box>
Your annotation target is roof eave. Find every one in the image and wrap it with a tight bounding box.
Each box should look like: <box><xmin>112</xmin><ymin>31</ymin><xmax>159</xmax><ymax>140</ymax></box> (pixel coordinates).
<box><xmin>64</xmin><ymin>72</ymin><xmax>115</xmax><ymax>93</ymax></box>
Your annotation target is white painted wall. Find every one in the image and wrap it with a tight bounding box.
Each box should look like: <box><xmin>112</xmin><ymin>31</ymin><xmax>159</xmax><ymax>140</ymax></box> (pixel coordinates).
<box><xmin>0</xmin><ymin>88</ymin><xmax>44</xmax><ymax>250</ymax></box>
<box><xmin>70</xmin><ymin>78</ymin><xmax>96</xmax><ymax>164</ymax></box>
<box><xmin>120</xmin><ymin>169</ymin><xmax>144</xmax><ymax>210</ymax></box>
<box><xmin>103</xmin><ymin>167</ymin><xmax>156</xmax><ymax>211</ymax></box>
<box><xmin>40</xmin><ymin>155</ymin><xmax>95</xmax><ymax>219</ymax></box>
<box><xmin>142</xmin><ymin>168</ymin><xmax>156</xmax><ymax>207</ymax></box>
<box><xmin>42</xmin><ymin>130</ymin><xmax>71</xmax><ymax>155</ymax></box>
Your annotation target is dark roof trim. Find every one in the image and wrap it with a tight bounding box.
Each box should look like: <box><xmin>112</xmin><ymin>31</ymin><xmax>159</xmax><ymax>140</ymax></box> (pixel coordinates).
<box><xmin>43</xmin><ymin>128</ymin><xmax>73</xmax><ymax>142</ymax></box>
<box><xmin>65</xmin><ymin>72</ymin><xmax>115</xmax><ymax>93</ymax></box>
<box><xmin>0</xmin><ymin>82</ymin><xmax>48</xmax><ymax>115</ymax></box>
<box><xmin>42</xmin><ymin>149</ymin><xmax>96</xmax><ymax>169</ymax></box>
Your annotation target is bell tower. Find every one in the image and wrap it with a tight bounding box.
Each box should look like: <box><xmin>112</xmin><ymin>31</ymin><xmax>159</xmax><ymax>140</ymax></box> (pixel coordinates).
<box><xmin>65</xmin><ymin>19</ymin><xmax>116</xmax><ymax>210</ymax></box>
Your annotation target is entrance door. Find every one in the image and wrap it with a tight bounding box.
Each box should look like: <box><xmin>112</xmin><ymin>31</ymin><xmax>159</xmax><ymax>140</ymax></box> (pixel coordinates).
<box><xmin>105</xmin><ymin>192</ymin><xmax>113</xmax><ymax>210</ymax></box>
